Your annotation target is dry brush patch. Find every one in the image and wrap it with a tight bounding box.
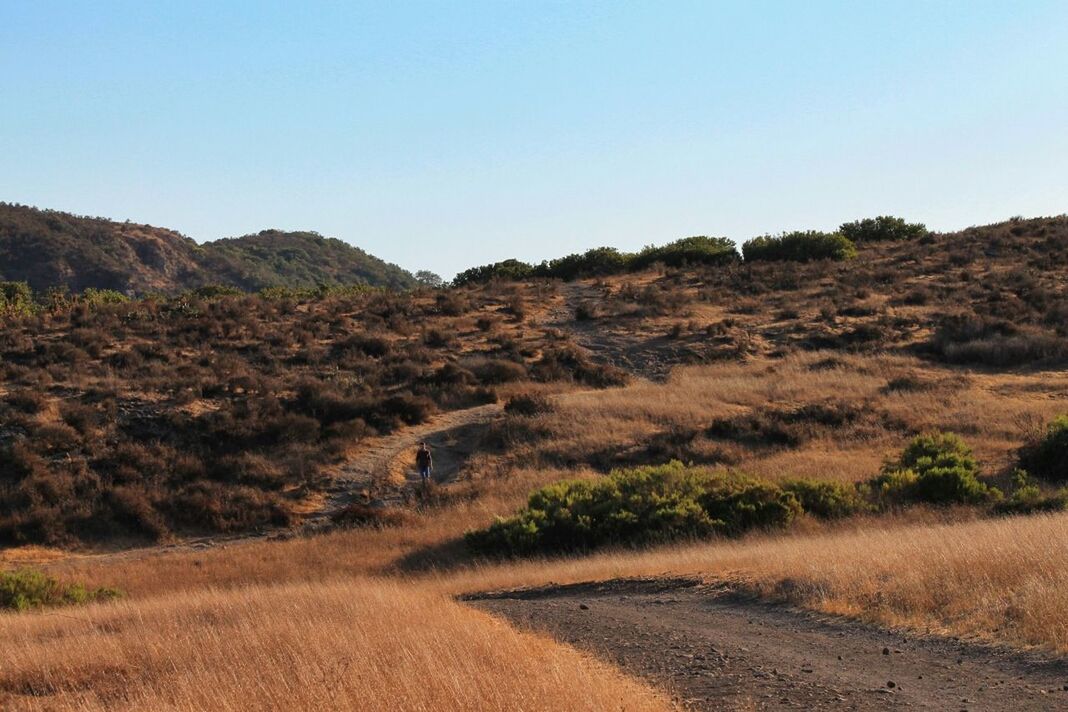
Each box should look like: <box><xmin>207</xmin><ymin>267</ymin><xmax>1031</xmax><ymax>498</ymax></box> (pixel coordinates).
<box><xmin>501</xmin><ymin>351</ymin><xmax>1068</xmax><ymax>482</ymax></box>
<box><xmin>0</xmin><ymin>577</ymin><xmax>670</xmax><ymax>711</ymax></box>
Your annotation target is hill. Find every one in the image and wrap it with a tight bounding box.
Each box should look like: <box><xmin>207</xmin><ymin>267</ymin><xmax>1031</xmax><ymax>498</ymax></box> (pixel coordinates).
<box><xmin>198</xmin><ymin>229</ymin><xmax>416</xmax><ymax>291</ymax></box>
<box><xmin>4</xmin><ymin>213</ymin><xmax>1068</xmax><ymax>712</ymax></box>
<box><xmin>0</xmin><ymin>203</ymin><xmax>416</xmax><ymax>293</ymax></box>
<box><xmin>1</xmin><ymin>212</ymin><xmax>1066</xmax><ymax>548</ymax></box>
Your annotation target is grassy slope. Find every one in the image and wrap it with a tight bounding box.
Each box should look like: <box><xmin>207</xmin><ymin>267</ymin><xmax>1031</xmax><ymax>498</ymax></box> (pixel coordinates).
<box><xmin>3</xmin><ymin>213</ymin><xmax>1068</xmax><ymax>707</ymax></box>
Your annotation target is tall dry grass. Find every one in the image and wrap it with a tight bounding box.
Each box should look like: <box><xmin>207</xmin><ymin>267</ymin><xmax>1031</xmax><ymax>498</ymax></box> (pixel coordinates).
<box><xmin>5</xmin><ymin>351</ymin><xmax>1068</xmax><ymax>710</ymax></box>
<box><xmin>429</xmin><ymin>512</ymin><xmax>1068</xmax><ymax>651</ymax></box>
<box><xmin>516</xmin><ymin>352</ymin><xmax>1068</xmax><ymax>481</ymax></box>
<box><xmin>0</xmin><ymin>577</ymin><xmax>670</xmax><ymax>711</ymax></box>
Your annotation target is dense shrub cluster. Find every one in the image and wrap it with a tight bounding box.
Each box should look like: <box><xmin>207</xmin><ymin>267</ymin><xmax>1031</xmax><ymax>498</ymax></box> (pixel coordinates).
<box><xmin>929</xmin><ymin>314</ymin><xmax>1068</xmax><ymax>367</ymax></box>
<box><xmin>453</xmin><ymin>236</ymin><xmax>738</xmax><ymax>286</ymax></box>
<box><xmin>994</xmin><ymin>469</ymin><xmax>1068</xmax><ymax>515</ymax></box>
<box><xmin>470</xmin><ymin>429</ymin><xmax>1042</xmax><ymax>557</ymax></box>
<box><xmin>839</xmin><ymin>216</ymin><xmax>927</xmax><ymax>243</ymax></box>
<box><xmin>741</xmin><ymin>231</ymin><xmax>857</xmax><ymax>263</ymax></box>
<box><xmin>466</xmin><ymin>462</ymin><xmax>805</xmax><ymax>556</ymax></box>
<box><xmin>870</xmin><ymin>432</ymin><xmax>1000</xmax><ymax>505</ymax></box>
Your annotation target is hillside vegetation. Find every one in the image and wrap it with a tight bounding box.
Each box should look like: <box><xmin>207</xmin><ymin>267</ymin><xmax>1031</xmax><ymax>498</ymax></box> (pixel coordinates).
<box><xmin>1</xmin><ymin>213</ymin><xmax>1067</xmax><ymax>549</ymax></box>
<box><xmin>0</xmin><ymin>203</ymin><xmax>416</xmax><ymax>293</ymax></box>
<box><xmin>5</xmin><ymin>205</ymin><xmax>1068</xmax><ymax>711</ymax></box>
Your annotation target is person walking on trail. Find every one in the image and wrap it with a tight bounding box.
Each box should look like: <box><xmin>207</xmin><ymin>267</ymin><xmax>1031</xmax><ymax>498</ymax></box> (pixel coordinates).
<box><xmin>416</xmin><ymin>442</ymin><xmax>433</xmax><ymax>483</ymax></box>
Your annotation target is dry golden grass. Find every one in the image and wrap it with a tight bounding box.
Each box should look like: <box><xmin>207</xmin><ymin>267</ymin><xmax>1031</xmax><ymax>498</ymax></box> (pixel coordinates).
<box><xmin>0</xmin><ymin>577</ymin><xmax>670</xmax><ymax>711</ymax></box>
<box><xmin>427</xmin><ymin>512</ymin><xmax>1068</xmax><ymax>651</ymax></box>
<box><xmin>6</xmin><ymin>349</ymin><xmax>1068</xmax><ymax>709</ymax></box>
<box><xmin>516</xmin><ymin>352</ymin><xmax>1068</xmax><ymax>482</ymax></box>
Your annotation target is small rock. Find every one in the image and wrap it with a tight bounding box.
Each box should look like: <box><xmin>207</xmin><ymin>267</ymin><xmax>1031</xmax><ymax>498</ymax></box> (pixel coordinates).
<box><xmin>579</xmin><ymin>603</ymin><xmax>589</xmax><ymax>610</ymax></box>
<box><xmin>887</xmin><ymin>681</ymin><xmax>896</xmax><ymax>689</ymax></box>
<box><xmin>882</xmin><ymin>647</ymin><xmax>891</xmax><ymax>655</ymax></box>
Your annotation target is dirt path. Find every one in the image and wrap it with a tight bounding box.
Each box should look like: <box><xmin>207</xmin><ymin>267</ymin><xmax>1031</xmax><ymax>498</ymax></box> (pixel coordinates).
<box><xmin>301</xmin><ymin>402</ymin><xmax>501</xmax><ymax>531</ymax></box>
<box><xmin>553</xmin><ymin>281</ymin><xmax>678</xmax><ymax>381</ymax></box>
<box><xmin>469</xmin><ymin>578</ymin><xmax>1068</xmax><ymax>711</ymax></box>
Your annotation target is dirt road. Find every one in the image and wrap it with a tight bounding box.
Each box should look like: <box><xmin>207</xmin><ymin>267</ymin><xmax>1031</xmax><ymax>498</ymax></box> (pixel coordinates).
<box><xmin>469</xmin><ymin>578</ymin><xmax>1068</xmax><ymax>711</ymax></box>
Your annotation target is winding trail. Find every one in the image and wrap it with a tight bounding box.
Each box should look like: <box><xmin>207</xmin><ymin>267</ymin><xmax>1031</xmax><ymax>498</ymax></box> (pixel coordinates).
<box><xmin>469</xmin><ymin>578</ymin><xmax>1068</xmax><ymax>711</ymax></box>
<box><xmin>301</xmin><ymin>402</ymin><xmax>501</xmax><ymax>532</ymax></box>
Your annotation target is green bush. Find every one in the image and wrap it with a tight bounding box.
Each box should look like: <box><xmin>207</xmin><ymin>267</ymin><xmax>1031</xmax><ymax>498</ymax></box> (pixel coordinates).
<box><xmin>0</xmin><ymin>569</ymin><xmax>121</xmax><ymax>611</ymax></box>
<box><xmin>535</xmin><ymin>247</ymin><xmax>630</xmax><ymax>281</ymax></box>
<box><xmin>1018</xmin><ymin>414</ymin><xmax>1068</xmax><ymax>483</ymax></box>
<box><xmin>839</xmin><ymin>216</ymin><xmax>927</xmax><ymax>243</ymax></box>
<box><xmin>781</xmin><ymin>479</ymin><xmax>868</xmax><ymax>518</ymax></box>
<box><xmin>452</xmin><ymin>259</ymin><xmax>536</xmax><ymax>286</ymax></box>
<box><xmin>994</xmin><ymin>469</ymin><xmax>1068</xmax><ymax>515</ymax></box>
<box><xmin>465</xmin><ymin>462</ymin><xmax>801</xmax><ymax>556</ymax></box>
<box><xmin>630</xmin><ymin>236</ymin><xmax>738</xmax><ymax>270</ymax></box>
<box><xmin>0</xmin><ymin>281</ymin><xmax>36</xmax><ymax>317</ymax></box>
<box><xmin>453</xmin><ymin>237</ymin><xmax>738</xmax><ymax>285</ymax></box>
<box><xmin>79</xmin><ymin>287</ymin><xmax>130</xmax><ymax>307</ymax></box>
<box><xmin>741</xmin><ymin>231</ymin><xmax>857</xmax><ymax>262</ymax></box>
<box><xmin>870</xmin><ymin>432</ymin><xmax>1000</xmax><ymax>505</ymax></box>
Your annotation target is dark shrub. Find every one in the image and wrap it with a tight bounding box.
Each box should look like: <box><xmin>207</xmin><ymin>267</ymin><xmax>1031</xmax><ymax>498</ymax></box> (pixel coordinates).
<box><xmin>422</xmin><ymin>327</ymin><xmax>456</xmax><ymax>348</ymax></box>
<box><xmin>330</xmin><ymin>502</ymin><xmax>411</xmax><ymax>528</ymax></box>
<box><xmin>504</xmin><ymin>393</ymin><xmax>554</xmax><ymax>417</ymax></box>
<box><xmin>6</xmin><ymin>390</ymin><xmax>47</xmax><ymax>414</ymax></box>
<box><xmin>839</xmin><ymin>216</ymin><xmax>927</xmax><ymax>243</ymax></box>
<box><xmin>332</xmin><ymin>334</ymin><xmax>391</xmax><ymax>359</ymax></box>
<box><xmin>453</xmin><ymin>259</ymin><xmax>536</xmax><ymax>286</ymax></box>
<box><xmin>1018</xmin><ymin>415</ymin><xmax>1068</xmax><ymax>483</ymax></box>
<box><xmin>928</xmin><ymin>313</ymin><xmax>1067</xmax><ymax>366</ymax></box>
<box><xmin>742</xmin><ymin>231</ymin><xmax>857</xmax><ymax>262</ymax></box>
<box><xmin>994</xmin><ymin>469</ymin><xmax>1068</xmax><ymax>515</ymax></box>
<box><xmin>630</xmin><ymin>236</ymin><xmax>738</xmax><ymax>270</ymax></box>
<box><xmin>472</xmin><ymin>358</ymin><xmax>528</xmax><ymax>384</ymax></box>
<box><xmin>533</xmin><ymin>346</ymin><xmax>628</xmax><ymax>388</ymax></box>
<box><xmin>166</xmin><ymin>482</ymin><xmax>292</xmax><ymax>532</ymax></box>
<box><xmin>376</xmin><ymin>394</ymin><xmax>435</xmax><ymax>427</ymax></box>
<box><xmin>536</xmin><ymin>247</ymin><xmax>631</xmax><ymax>280</ymax></box>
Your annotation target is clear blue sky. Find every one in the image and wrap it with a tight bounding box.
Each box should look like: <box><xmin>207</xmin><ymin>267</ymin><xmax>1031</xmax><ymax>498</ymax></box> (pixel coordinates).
<box><xmin>2</xmin><ymin>1</ymin><xmax>1067</xmax><ymax>278</ymax></box>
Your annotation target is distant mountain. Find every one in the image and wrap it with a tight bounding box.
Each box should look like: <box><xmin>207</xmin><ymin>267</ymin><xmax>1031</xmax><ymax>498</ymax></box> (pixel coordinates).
<box><xmin>199</xmin><ymin>230</ymin><xmax>416</xmax><ymax>292</ymax></box>
<box><xmin>0</xmin><ymin>203</ymin><xmax>416</xmax><ymax>293</ymax></box>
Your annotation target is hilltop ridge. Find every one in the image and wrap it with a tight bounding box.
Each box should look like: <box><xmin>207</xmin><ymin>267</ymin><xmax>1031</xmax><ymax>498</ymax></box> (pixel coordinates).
<box><xmin>0</xmin><ymin>203</ymin><xmax>416</xmax><ymax>294</ymax></box>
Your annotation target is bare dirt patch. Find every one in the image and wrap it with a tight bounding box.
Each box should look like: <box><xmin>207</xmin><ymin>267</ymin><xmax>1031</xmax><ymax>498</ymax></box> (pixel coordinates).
<box><xmin>469</xmin><ymin>578</ymin><xmax>1068</xmax><ymax>711</ymax></box>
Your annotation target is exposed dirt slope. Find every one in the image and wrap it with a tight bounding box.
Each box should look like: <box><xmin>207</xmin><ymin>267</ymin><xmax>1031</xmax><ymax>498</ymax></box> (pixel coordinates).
<box><xmin>470</xmin><ymin>578</ymin><xmax>1068</xmax><ymax>711</ymax></box>
<box><xmin>553</xmin><ymin>281</ymin><xmax>680</xmax><ymax>381</ymax></box>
